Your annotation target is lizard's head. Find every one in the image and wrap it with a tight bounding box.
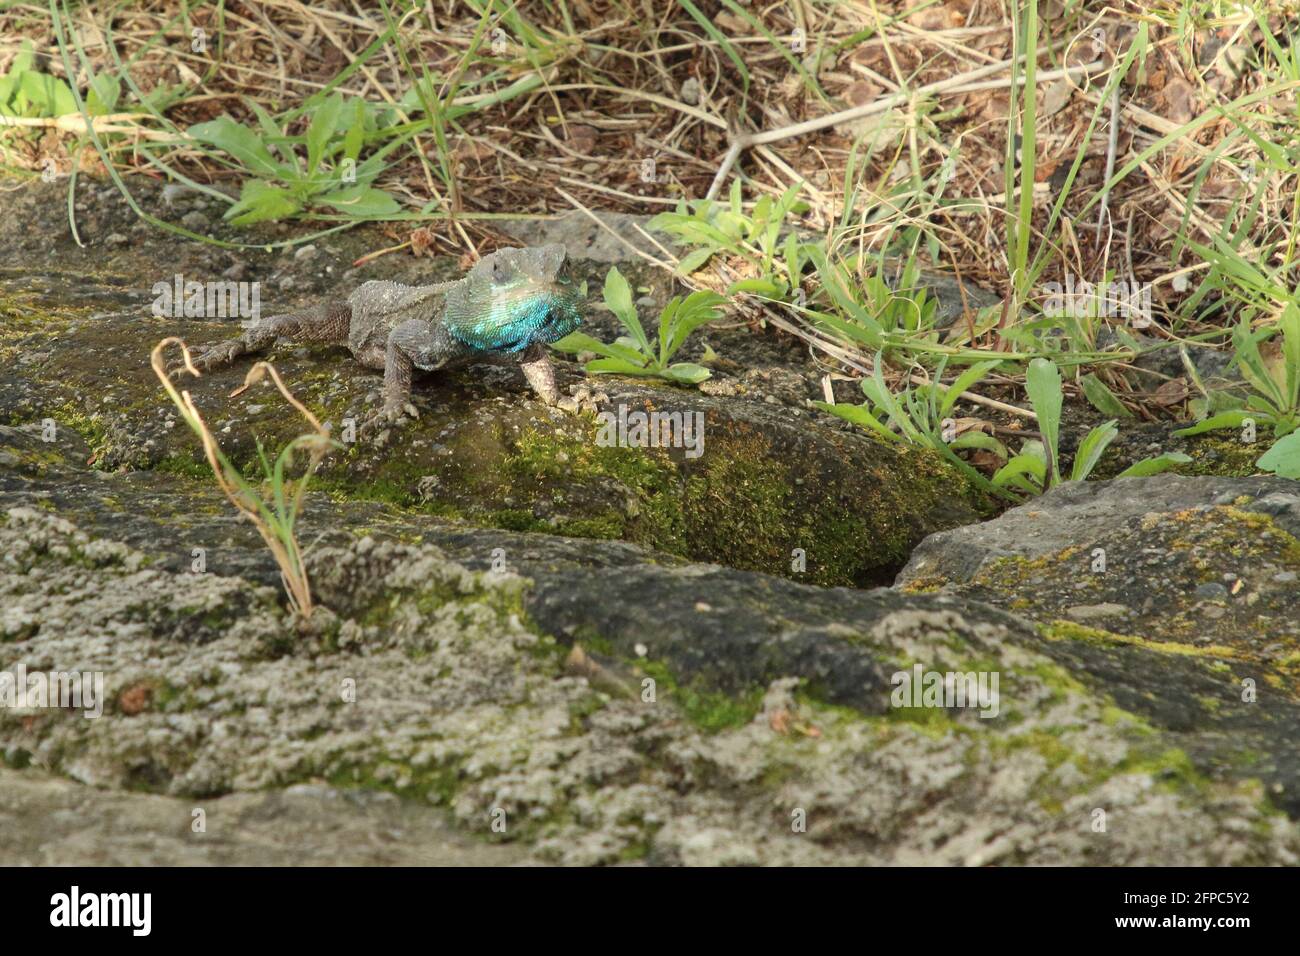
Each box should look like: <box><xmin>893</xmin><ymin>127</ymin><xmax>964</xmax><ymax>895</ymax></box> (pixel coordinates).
<box><xmin>446</xmin><ymin>243</ymin><xmax>582</xmax><ymax>353</ymax></box>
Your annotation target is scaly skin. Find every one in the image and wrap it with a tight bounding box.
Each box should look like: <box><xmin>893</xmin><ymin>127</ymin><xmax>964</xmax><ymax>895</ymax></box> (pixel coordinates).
<box><xmin>177</xmin><ymin>244</ymin><xmax>582</xmax><ymax>435</ymax></box>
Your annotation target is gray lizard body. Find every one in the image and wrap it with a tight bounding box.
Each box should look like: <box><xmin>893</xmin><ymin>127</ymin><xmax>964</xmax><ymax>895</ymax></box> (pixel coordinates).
<box><xmin>181</xmin><ymin>244</ymin><xmax>582</xmax><ymax>429</ymax></box>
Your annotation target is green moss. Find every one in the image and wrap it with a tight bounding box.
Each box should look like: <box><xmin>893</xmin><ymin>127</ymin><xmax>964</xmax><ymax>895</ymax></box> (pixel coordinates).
<box><xmin>0</xmin><ymin>291</ymin><xmax>88</xmax><ymax>362</ymax></box>
<box><xmin>884</xmin><ymin>703</ymin><xmax>966</xmax><ymax>736</ymax></box>
<box><xmin>0</xmin><ymin>748</ymin><xmax>33</xmax><ymax>770</ymax></box>
<box><xmin>155</xmin><ymin>454</ymin><xmax>214</xmax><ymax>480</ymax></box>
<box><xmin>326</xmin><ymin>758</ymin><xmax>463</xmax><ymax>807</ymax></box>
<box><xmin>1043</xmin><ymin>620</ymin><xmax>1243</xmax><ymax>661</ymax></box>
<box><xmin>1172</xmin><ymin>436</ymin><xmax>1264</xmax><ymax>479</ymax></box>
<box><xmin>50</xmin><ymin>402</ymin><xmax>111</xmax><ymax>460</ymax></box>
<box><xmin>636</xmin><ymin>659</ymin><xmax>764</xmax><ymax>733</ymax></box>
<box><xmin>148</xmin><ymin>679</ymin><xmax>194</xmax><ymax>713</ymax></box>
<box><xmin>492</xmin><ymin>416</ymin><xmax>986</xmax><ymax>587</ymax></box>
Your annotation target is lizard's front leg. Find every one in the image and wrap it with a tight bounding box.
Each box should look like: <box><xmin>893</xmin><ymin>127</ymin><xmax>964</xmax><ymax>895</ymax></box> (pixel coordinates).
<box><xmin>519</xmin><ymin>344</ymin><xmax>559</xmax><ymax>405</ymax></box>
<box><xmin>361</xmin><ymin>319</ymin><xmax>435</xmax><ymax>436</ymax></box>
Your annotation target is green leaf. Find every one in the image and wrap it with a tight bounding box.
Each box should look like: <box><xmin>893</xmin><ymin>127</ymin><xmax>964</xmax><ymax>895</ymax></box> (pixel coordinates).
<box><xmin>727</xmin><ymin>277</ymin><xmax>788</xmax><ymax>298</ymax></box>
<box><xmin>602</xmin><ymin>268</ymin><xmax>652</xmax><ymax>357</ymax></box>
<box><xmin>1115</xmin><ymin>452</ymin><xmax>1192</xmax><ymax>479</ymax></box>
<box><xmin>663</xmin><ymin>362</ymin><xmax>712</xmax><ymax>384</ymax></box>
<box><xmin>1257</xmin><ymin>431</ymin><xmax>1300</xmax><ymax>478</ymax></box>
<box><xmin>551</xmin><ymin>331</ymin><xmax>648</xmax><ymax>366</ymax></box>
<box><xmin>1280</xmin><ymin>301</ymin><xmax>1300</xmax><ymax>412</ymax></box>
<box><xmin>1069</xmin><ymin>420</ymin><xmax>1118</xmax><ymax>482</ymax></box>
<box><xmin>1231</xmin><ymin>317</ymin><xmax>1285</xmax><ymax>410</ymax></box>
<box><xmin>661</xmin><ymin>290</ymin><xmax>724</xmax><ymax>363</ymax></box>
<box><xmin>247</xmin><ymin>100</ymin><xmax>285</xmax><ymax>148</ymax></box>
<box><xmin>306</xmin><ymin>94</ymin><xmax>344</xmax><ymax>175</ymax></box>
<box><xmin>583</xmin><ymin>357</ymin><xmax>662</xmax><ymax>377</ymax></box>
<box><xmin>1025</xmin><ymin>357</ymin><xmax>1063</xmax><ymax>484</ymax></box>
<box><xmin>342</xmin><ymin>98</ymin><xmax>366</xmax><ymax>163</ymax></box>
<box><xmin>814</xmin><ymin>401</ymin><xmax>898</xmax><ymax>442</ymax></box>
<box><xmin>315</xmin><ymin>185</ymin><xmax>400</xmax><ymax>217</ymax></box>
<box><xmin>939</xmin><ymin>359</ymin><xmax>1002</xmax><ymax>416</ymax></box>
<box><xmin>18</xmin><ymin>71</ymin><xmax>76</xmax><ymax>116</ymax></box>
<box><xmin>675</xmin><ymin>246</ymin><xmax>715</xmax><ymax>276</ymax></box>
<box><xmin>10</xmin><ymin>41</ymin><xmax>34</xmax><ymax>77</ymax></box>
<box><xmin>1080</xmin><ymin>373</ymin><xmax>1132</xmax><ymax>418</ymax></box>
<box><xmin>993</xmin><ymin>452</ymin><xmax>1046</xmax><ymax>494</ymax></box>
<box><xmin>861</xmin><ymin>361</ymin><xmax>923</xmax><ymax>442</ymax></box>
<box><xmin>1172</xmin><ymin>410</ymin><xmax>1251</xmax><ymax>437</ymax></box>
<box><xmin>225</xmin><ymin>179</ymin><xmax>302</xmax><ymax>226</ymax></box>
<box><xmin>86</xmin><ymin>74</ymin><xmax>121</xmax><ymax>115</ymax></box>
<box><xmin>949</xmin><ymin>431</ymin><xmax>1008</xmax><ymax>458</ymax></box>
<box><xmin>189</xmin><ymin>116</ymin><xmax>286</xmax><ymax>179</ymax></box>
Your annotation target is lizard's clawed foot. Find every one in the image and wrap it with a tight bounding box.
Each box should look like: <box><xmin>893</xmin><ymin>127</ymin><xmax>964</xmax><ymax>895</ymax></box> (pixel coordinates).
<box><xmin>169</xmin><ymin>340</ymin><xmax>245</xmax><ymax>379</ymax></box>
<box><xmin>359</xmin><ymin>400</ymin><xmax>419</xmax><ymax>443</ymax></box>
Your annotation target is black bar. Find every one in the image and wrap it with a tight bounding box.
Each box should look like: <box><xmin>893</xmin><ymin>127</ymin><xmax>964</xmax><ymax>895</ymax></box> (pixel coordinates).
<box><xmin>0</xmin><ymin>867</ymin><xmax>1276</xmax><ymax>942</ymax></box>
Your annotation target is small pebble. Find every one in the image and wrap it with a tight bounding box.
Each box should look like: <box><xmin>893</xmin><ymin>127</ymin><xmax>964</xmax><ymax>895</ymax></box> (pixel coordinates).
<box><xmin>1194</xmin><ymin>582</ymin><xmax>1229</xmax><ymax>601</ymax></box>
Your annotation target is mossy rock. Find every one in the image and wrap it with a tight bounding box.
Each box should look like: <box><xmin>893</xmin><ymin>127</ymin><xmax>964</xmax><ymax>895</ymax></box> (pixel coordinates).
<box><xmin>8</xmin><ymin>305</ymin><xmax>994</xmax><ymax>586</ymax></box>
<box><xmin>896</xmin><ymin>474</ymin><xmax>1300</xmax><ymax>814</ymax></box>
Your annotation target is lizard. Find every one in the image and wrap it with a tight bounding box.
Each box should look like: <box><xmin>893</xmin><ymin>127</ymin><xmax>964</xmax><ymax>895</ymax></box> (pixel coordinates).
<box><xmin>176</xmin><ymin>243</ymin><xmax>583</xmax><ymax>431</ymax></box>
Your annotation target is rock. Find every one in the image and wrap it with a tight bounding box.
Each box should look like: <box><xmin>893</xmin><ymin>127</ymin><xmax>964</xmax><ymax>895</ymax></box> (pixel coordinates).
<box><xmin>1</xmin><ymin>496</ymin><xmax>1294</xmax><ymax>865</ymax></box>
<box><xmin>897</xmin><ymin>475</ymin><xmax>1300</xmax><ymax>814</ymax></box>
<box><xmin>898</xmin><ymin>476</ymin><xmax>1300</xmax><ymax>586</ymax></box>
<box><xmin>1065</xmin><ymin>603</ymin><xmax>1131</xmax><ymax>622</ymax></box>
<box><xmin>0</xmin><ymin>768</ymin><xmax>529</xmax><ymax>865</ymax></box>
<box><xmin>1195</xmin><ymin>582</ymin><xmax>1230</xmax><ymax>601</ymax></box>
<box><xmin>7</xmin><ymin>311</ymin><xmax>992</xmax><ymax>587</ymax></box>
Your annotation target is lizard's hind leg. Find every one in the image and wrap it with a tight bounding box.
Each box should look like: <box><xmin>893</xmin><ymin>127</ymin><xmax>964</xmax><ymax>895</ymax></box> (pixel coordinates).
<box><xmin>179</xmin><ymin>301</ymin><xmax>353</xmax><ymax>375</ymax></box>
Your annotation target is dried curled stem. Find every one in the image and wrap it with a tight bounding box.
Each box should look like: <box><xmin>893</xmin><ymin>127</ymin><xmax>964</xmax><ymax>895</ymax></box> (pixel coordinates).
<box><xmin>151</xmin><ymin>337</ymin><xmax>337</xmax><ymax>619</ymax></box>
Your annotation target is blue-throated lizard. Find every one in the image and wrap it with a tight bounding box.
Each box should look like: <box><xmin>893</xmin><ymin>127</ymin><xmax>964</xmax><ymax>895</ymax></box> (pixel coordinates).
<box><xmin>178</xmin><ymin>244</ymin><xmax>583</xmax><ymax>431</ymax></box>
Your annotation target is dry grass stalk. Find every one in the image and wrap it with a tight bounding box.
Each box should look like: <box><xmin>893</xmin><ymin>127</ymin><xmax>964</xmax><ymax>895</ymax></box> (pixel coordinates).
<box><xmin>150</xmin><ymin>337</ymin><xmax>337</xmax><ymax>620</ymax></box>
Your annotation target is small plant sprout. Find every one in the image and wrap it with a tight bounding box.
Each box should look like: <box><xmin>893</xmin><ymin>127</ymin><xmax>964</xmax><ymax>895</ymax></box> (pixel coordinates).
<box><xmin>185</xmin><ymin>93</ymin><xmax>403</xmax><ymax>225</ymax></box>
<box><xmin>152</xmin><ymin>338</ymin><xmax>341</xmax><ymax>620</ymax></box>
<box><xmin>553</xmin><ymin>267</ymin><xmax>725</xmax><ymax>385</ymax></box>
<box><xmin>989</xmin><ymin>358</ymin><xmax>1189</xmax><ymax>495</ymax></box>
<box><xmin>817</xmin><ymin>352</ymin><xmax>1014</xmax><ymax>498</ymax></box>
<box><xmin>1175</xmin><ymin>306</ymin><xmax>1300</xmax><ymax>477</ymax></box>
<box><xmin>820</xmin><ymin>355</ymin><xmax>1188</xmax><ymax>499</ymax></box>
